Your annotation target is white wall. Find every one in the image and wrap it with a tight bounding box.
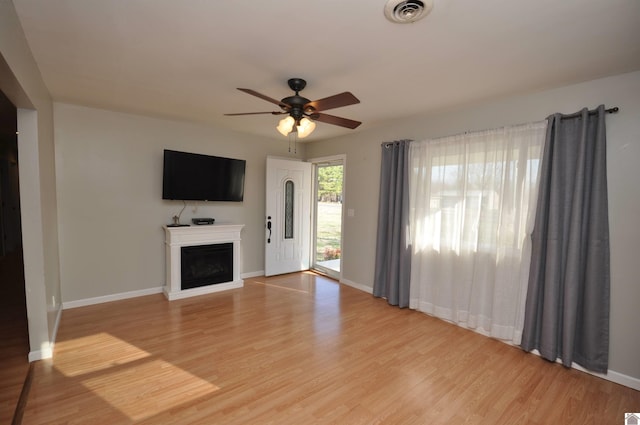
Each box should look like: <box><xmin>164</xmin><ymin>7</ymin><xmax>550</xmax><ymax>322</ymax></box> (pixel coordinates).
<box><xmin>54</xmin><ymin>103</ymin><xmax>304</xmax><ymax>302</ymax></box>
<box><xmin>0</xmin><ymin>1</ymin><xmax>62</xmax><ymax>360</ymax></box>
<box><xmin>305</xmin><ymin>71</ymin><xmax>640</xmax><ymax>383</ymax></box>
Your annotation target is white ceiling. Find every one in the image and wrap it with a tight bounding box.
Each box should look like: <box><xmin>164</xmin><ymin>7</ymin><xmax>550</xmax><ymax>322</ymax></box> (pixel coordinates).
<box><xmin>13</xmin><ymin>0</ymin><xmax>640</xmax><ymax>141</ymax></box>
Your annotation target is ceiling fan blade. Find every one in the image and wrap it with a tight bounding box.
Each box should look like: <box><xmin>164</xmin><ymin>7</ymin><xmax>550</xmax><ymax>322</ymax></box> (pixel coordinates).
<box><xmin>224</xmin><ymin>111</ymin><xmax>285</xmax><ymax>116</ymax></box>
<box><xmin>312</xmin><ymin>112</ymin><xmax>361</xmax><ymax>129</ymax></box>
<box><xmin>305</xmin><ymin>92</ymin><xmax>360</xmax><ymax>112</ymax></box>
<box><xmin>237</xmin><ymin>88</ymin><xmax>290</xmax><ymax>109</ymax></box>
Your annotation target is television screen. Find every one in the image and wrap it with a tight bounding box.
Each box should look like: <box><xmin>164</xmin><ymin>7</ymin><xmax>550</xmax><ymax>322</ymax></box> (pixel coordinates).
<box><xmin>162</xmin><ymin>149</ymin><xmax>246</xmax><ymax>201</ymax></box>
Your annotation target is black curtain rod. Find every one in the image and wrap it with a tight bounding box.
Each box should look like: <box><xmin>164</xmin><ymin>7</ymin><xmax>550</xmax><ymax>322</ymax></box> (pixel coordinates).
<box><xmin>559</xmin><ymin>106</ymin><xmax>619</xmax><ymax>120</ymax></box>
<box><xmin>382</xmin><ymin>107</ymin><xmax>620</xmax><ymax>146</ymax></box>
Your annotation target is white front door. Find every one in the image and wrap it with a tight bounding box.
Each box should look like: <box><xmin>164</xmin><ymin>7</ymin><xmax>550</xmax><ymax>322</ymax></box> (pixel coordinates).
<box><xmin>265</xmin><ymin>157</ymin><xmax>312</xmax><ymax>276</ymax></box>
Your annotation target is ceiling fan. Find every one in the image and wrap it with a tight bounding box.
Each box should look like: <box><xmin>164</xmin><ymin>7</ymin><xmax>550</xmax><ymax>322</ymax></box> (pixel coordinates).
<box><xmin>225</xmin><ymin>78</ymin><xmax>361</xmax><ymax>138</ymax></box>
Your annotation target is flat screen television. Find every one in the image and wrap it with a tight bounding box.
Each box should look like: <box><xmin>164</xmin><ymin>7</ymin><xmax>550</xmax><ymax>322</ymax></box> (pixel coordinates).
<box><xmin>162</xmin><ymin>149</ymin><xmax>246</xmax><ymax>201</ymax></box>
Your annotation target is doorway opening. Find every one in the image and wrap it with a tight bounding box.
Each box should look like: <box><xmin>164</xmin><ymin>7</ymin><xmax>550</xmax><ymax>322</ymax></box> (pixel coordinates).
<box><xmin>312</xmin><ymin>158</ymin><xmax>344</xmax><ymax>280</ymax></box>
<box><xmin>0</xmin><ymin>88</ymin><xmax>29</xmax><ymax>423</ymax></box>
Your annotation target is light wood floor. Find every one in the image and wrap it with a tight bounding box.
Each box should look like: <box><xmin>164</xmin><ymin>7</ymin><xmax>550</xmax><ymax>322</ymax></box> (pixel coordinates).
<box><xmin>21</xmin><ymin>272</ymin><xmax>639</xmax><ymax>424</ymax></box>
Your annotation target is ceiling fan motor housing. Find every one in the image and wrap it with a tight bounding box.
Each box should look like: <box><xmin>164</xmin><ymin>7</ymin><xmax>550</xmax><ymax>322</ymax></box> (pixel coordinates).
<box><xmin>283</xmin><ymin>78</ymin><xmax>312</xmax><ymax>120</ymax></box>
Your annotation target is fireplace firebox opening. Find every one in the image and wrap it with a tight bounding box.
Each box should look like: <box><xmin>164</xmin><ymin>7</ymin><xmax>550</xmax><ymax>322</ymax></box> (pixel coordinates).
<box><xmin>181</xmin><ymin>243</ymin><xmax>233</xmax><ymax>290</ymax></box>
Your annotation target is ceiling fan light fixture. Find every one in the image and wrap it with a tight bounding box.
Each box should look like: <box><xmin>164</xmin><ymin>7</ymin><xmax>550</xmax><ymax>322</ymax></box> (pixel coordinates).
<box><xmin>296</xmin><ymin>117</ymin><xmax>316</xmax><ymax>138</ymax></box>
<box><xmin>276</xmin><ymin>115</ymin><xmax>295</xmax><ymax>136</ymax></box>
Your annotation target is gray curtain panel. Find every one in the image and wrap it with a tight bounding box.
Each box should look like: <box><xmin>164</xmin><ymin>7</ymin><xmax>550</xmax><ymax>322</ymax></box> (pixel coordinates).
<box><xmin>373</xmin><ymin>140</ymin><xmax>412</xmax><ymax>307</ymax></box>
<box><xmin>521</xmin><ymin>105</ymin><xmax>610</xmax><ymax>373</ymax></box>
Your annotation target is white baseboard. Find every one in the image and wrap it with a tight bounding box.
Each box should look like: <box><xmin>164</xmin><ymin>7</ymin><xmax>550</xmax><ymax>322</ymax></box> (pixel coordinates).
<box><xmin>61</xmin><ymin>274</ymin><xmax>265</xmax><ymax>309</ymax></box>
<box><xmin>63</xmin><ymin>287</ymin><xmax>163</xmax><ymax>310</ymax></box>
<box><xmin>29</xmin><ymin>346</ymin><xmax>53</xmax><ymax>362</ymax></box>
<box><xmin>340</xmin><ymin>278</ymin><xmax>373</xmax><ymax>294</ymax></box>
<box><xmin>529</xmin><ymin>349</ymin><xmax>640</xmax><ymax>391</ymax></box>
<box><xmin>601</xmin><ymin>369</ymin><xmax>640</xmax><ymax>391</ymax></box>
<box><xmin>242</xmin><ymin>270</ymin><xmax>264</xmax><ymax>279</ymax></box>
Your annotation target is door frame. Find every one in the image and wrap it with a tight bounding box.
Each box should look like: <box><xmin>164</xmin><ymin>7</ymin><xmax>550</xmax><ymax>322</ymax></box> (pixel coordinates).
<box><xmin>309</xmin><ymin>154</ymin><xmax>346</xmax><ymax>281</ymax></box>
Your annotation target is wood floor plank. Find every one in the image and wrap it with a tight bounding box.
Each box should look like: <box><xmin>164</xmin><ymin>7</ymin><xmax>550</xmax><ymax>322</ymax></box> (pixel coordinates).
<box><xmin>19</xmin><ymin>272</ymin><xmax>640</xmax><ymax>424</ymax></box>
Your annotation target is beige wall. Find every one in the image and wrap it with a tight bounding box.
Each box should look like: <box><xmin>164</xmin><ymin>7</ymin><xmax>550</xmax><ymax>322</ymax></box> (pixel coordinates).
<box><xmin>306</xmin><ymin>71</ymin><xmax>640</xmax><ymax>384</ymax></box>
<box><xmin>54</xmin><ymin>103</ymin><xmax>304</xmax><ymax>301</ymax></box>
<box><xmin>0</xmin><ymin>1</ymin><xmax>62</xmax><ymax>359</ymax></box>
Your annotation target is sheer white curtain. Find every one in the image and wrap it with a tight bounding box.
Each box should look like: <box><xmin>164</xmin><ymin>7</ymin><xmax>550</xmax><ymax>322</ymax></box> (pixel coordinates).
<box><xmin>408</xmin><ymin>122</ymin><xmax>547</xmax><ymax>344</ymax></box>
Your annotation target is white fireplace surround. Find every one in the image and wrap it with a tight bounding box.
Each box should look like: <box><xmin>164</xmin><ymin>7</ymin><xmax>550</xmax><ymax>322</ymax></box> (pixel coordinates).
<box><xmin>164</xmin><ymin>224</ymin><xmax>244</xmax><ymax>300</ymax></box>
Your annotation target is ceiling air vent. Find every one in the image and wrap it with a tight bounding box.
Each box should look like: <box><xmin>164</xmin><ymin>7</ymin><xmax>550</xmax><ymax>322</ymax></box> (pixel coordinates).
<box><xmin>384</xmin><ymin>0</ymin><xmax>433</xmax><ymax>24</ymax></box>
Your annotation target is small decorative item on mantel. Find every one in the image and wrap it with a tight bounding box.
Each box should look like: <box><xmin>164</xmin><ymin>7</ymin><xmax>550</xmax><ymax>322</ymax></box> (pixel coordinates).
<box><xmin>167</xmin><ymin>214</ymin><xmax>189</xmax><ymax>227</ymax></box>
<box><xmin>167</xmin><ymin>201</ymin><xmax>190</xmax><ymax>227</ymax></box>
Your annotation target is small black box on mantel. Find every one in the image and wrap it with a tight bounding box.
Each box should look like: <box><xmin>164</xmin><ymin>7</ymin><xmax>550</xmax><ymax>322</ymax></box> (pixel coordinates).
<box><xmin>192</xmin><ymin>218</ymin><xmax>215</xmax><ymax>225</ymax></box>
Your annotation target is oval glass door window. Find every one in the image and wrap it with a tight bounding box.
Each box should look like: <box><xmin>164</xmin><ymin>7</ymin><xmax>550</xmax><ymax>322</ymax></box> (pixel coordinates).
<box><xmin>284</xmin><ymin>180</ymin><xmax>294</xmax><ymax>239</ymax></box>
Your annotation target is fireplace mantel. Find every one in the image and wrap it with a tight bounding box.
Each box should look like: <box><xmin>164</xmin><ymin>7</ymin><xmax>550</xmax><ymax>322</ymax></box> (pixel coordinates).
<box><xmin>164</xmin><ymin>224</ymin><xmax>244</xmax><ymax>300</ymax></box>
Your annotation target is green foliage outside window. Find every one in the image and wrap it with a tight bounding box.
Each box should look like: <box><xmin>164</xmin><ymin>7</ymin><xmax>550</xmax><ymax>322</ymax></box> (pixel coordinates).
<box><xmin>317</xmin><ymin>165</ymin><xmax>343</xmax><ymax>203</ymax></box>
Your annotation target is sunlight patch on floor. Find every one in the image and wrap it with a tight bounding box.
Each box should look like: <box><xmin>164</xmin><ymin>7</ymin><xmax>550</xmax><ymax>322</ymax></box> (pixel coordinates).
<box><xmin>54</xmin><ymin>333</ymin><xmax>219</xmax><ymax>421</ymax></box>
<box><xmin>54</xmin><ymin>333</ymin><xmax>151</xmax><ymax>377</ymax></box>
<box><xmin>80</xmin><ymin>358</ymin><xmax>219</xmax><ymax>421</ymax></box>
<box><xmin>255</xmin><ymin>280</ymin><xmax>313</xmax><ymax>294</ymax></box>
<box><xmin>250</xmin><ymin>273</ymin><xmax>319</xmax><ymax>294</ymax></box>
